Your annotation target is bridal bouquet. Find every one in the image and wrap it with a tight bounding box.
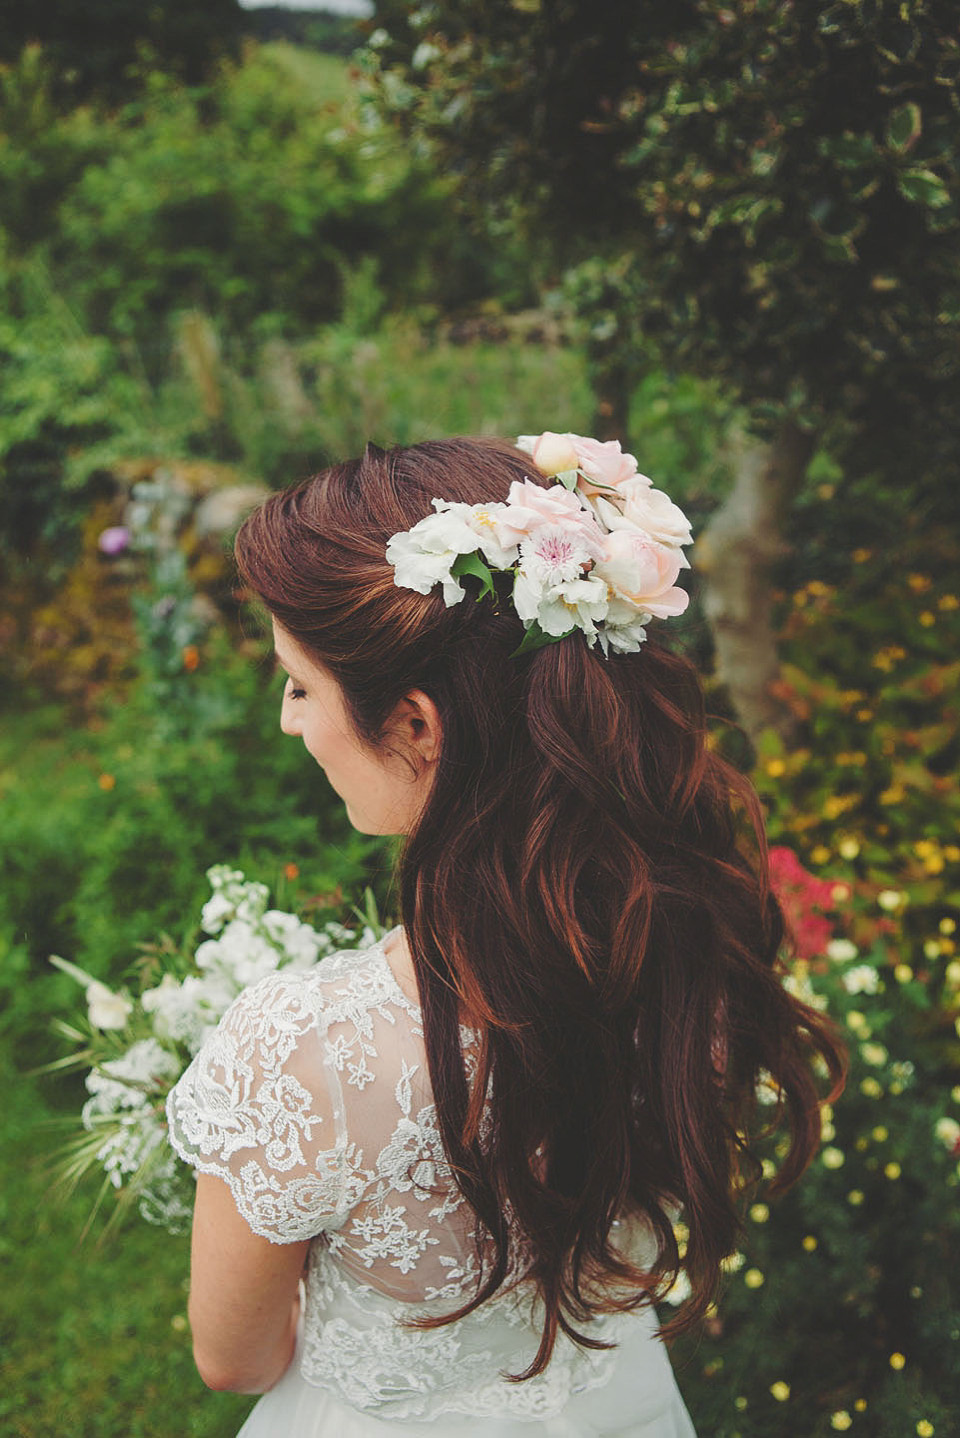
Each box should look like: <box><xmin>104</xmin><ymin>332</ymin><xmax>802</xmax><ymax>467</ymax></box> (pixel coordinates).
<box><xmin>49</xmin><ymin>864</ymin><xmax>383</xmax><ymax>1235</ymax></box>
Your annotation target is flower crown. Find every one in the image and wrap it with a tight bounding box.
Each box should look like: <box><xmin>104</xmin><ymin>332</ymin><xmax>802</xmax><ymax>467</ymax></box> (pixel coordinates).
<box><xmin>385</xmin><ymin>431</ymin><xmax>693</xmax><ymax>656</ymax></box>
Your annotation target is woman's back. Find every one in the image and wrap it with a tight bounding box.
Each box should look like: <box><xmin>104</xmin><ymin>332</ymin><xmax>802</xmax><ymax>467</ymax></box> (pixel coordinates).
<box><xmin>168</xmin><ymin>930</ymin><xmax>693</xmax><ymax>1430</ymax></box>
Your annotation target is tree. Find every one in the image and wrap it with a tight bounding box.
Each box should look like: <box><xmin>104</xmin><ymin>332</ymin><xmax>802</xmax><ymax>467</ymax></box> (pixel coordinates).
<box><xmin>0</xmin><ymin>0</ymin><xmax>244</xmax><ymax>106</ymax></box>
<box><xmin>366</xmin><ymin>0</ymin><xmax>960</xmax><ymax>741</ymax></box>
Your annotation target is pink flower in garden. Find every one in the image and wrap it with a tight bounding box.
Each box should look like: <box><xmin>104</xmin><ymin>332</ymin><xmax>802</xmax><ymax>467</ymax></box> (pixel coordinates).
<box><xmin>594</xmin><ymin>531</ymin><xmax>690</xmax><ymax>618</ymax></box>
<box><xmin>768</xmin><ymin>847</ymin><xmax>840</xmax><ymax>961</ymax></box>
<box><xmin>98</xmin><ymin>526</ymin><xmax>131</xmax><ymax>556</ymax></box>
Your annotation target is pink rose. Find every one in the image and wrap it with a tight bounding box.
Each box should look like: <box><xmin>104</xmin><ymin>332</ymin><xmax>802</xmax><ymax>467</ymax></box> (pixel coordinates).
<box><xmin>595</xmin><ymin>482</ymin><xmax>693</xmax><ymax>550</ymax></box>
<box><xmin>595</xmin><ymin>531</ymin><xmax>690</xmax><ymax>618</ymax></box>
<box><xmin>570</xmin><ymin>436</ymin><xmax>643</xmax><ymax>496</ymax></box>
<box><xmin>497</xmin><ymin>480</ymin><xmax>606</xmax><ymax>558</ymax></box>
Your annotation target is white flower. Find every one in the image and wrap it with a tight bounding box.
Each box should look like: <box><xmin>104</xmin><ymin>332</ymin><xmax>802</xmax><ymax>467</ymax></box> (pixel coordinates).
<box><xmin>200</xmin><ymin>892</ymin><xmax>234</xmax><ymax>935</ymax></box>
<box><xmin>86</xmin><ymin>980</ymin><xmax>133</xmax><ymax>1031</ymax></box>
<box><xmin>827</xmin><ymin>938</ymin><xmax>859</xmax><ymax>962</ymax></box>
<box><xmin>385</xmin><ymin>506</ymin><xmax>493</xmax><ymax>606</ymax></box>
<box><xmin>877</xmin><ymin>889</ymin><xmax>906</xmax><ymax>912</ymax></box>
<box><xmin>841</xmin><ymin>964</ymin><xmax>880</xmax><ymax>995</ymax></box>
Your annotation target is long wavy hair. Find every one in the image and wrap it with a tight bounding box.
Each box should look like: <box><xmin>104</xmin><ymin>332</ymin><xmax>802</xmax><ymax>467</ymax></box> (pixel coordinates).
<box><xmin>234</xmin><ymin>437</ymin><xmax>846</xmax><ymax>1377</ymax></box>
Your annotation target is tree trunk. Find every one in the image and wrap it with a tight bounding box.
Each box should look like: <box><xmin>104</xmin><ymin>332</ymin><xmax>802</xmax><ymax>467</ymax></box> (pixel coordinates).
<box><xmin>694</xmin><ymin>421</ymin><xmax>814</xmax><ymax>748</ymax></box>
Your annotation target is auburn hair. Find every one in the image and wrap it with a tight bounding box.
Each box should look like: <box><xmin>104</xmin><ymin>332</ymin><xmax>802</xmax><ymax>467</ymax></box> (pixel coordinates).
<box><xmin>234</xmin><ymin>437</ymin><xmax>846</xmax><ymax>1377</ymax></box>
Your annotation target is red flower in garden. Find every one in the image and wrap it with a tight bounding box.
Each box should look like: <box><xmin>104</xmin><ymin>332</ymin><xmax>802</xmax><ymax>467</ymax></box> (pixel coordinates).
<box><xmin>768</xmin><ymin>846</ymin><xmax>838</xmax><ymax>960</ymax></box>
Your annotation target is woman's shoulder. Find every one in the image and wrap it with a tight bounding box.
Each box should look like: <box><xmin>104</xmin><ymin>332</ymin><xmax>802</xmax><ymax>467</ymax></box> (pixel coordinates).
<box><xmin>235</xmin><ymin>926</ymin><xmax>420</xmax><ymax>1033</ymax></box>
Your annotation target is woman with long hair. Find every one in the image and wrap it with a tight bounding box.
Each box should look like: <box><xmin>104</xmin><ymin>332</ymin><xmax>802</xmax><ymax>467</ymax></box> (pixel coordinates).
<box><xmin>167</xmin><ymin>433</ymin><xmax>845</xmax><ymax>1437</ymax></box>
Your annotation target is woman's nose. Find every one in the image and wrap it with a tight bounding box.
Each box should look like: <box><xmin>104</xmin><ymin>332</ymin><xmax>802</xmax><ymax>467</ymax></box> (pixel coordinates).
<box><xmin>280</xmin><ymin>693</ymin><xmax>300</xmax><ymax>737</ymax></box>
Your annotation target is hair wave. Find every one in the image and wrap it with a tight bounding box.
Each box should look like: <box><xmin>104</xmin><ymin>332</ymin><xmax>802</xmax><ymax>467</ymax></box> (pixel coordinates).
<box><xmin>235</xmin><ymin>437</ymin><xmax>846</xmax><ymax>1377</ymax></box>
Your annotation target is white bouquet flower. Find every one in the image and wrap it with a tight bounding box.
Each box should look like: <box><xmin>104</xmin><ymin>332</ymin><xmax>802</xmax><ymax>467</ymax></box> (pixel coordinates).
<box><xmin>48</xmin><ymin>864</ymin><xmax>383</xmax><ymax>1235</ymax></box>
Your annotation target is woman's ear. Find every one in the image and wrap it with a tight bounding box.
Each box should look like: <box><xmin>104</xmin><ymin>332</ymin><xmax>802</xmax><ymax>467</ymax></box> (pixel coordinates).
<box><xmin>394</xmin><ymin>690</ymin><xmax>442</xmax><ymax>766</ymax></box>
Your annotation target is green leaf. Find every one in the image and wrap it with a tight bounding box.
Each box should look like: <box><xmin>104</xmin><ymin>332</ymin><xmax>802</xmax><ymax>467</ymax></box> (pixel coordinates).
<box><xmin>886</xmin><ymin>102</ymin><xmax>922</xmax><ymax>155</ymax></box>
<box><xmin>449</xmin><ymin>550</ymin><xmax>496</xmax><ymax>600</ymax></box>
<box><xmin>898</xmin><ymin>169</ymin><xmax>951</xmax><ymax>210</ymax></box>
<box><xmin>510</xmin><ymin>619</ymin><xmax>573</xmax><ymax>658</ymax></box>
<box><xmin>555</xmin><ymin>468</ymin><xmax>580</xmax><ymax>490</ymax></box>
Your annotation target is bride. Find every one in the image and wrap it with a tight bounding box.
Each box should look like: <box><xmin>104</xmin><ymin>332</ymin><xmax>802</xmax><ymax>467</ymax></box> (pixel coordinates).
<box><xmin>167</xmin><ymin>433</ymin><xmax>844</xmax><ymax>1436</ymax></box>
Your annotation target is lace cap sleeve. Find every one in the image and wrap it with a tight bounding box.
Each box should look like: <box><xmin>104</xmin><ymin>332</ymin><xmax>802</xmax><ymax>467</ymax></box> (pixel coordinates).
<box><xmin>166</xmin><ymin>970</ymin><xmax>353</xmax><ymax>1243</ymax></box>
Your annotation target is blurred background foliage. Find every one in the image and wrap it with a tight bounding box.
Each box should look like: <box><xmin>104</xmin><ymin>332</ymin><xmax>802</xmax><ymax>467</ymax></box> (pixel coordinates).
<box><xmin>1</xmin><ymin>2</ymin><xmax>958</xmax><ymax>1435</ymax></box>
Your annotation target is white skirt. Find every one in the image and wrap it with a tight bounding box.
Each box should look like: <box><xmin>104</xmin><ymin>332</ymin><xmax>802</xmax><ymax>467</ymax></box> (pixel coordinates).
<box><xmin>237</xmin><ymin>1307</ymin><xmax>696</xmax><ymax>1438</ymax></box>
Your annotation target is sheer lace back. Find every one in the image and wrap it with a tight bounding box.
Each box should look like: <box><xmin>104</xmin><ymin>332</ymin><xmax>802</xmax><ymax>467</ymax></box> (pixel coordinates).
<box><xmin>167</xmin><ymin>932</ymin><xmax>658</xmax><ymax>1421</ymax></box>
<box><xmin>168</xmin><ymin>930</ymin><xmax>479</xmax><ymax>1303</ymax></box>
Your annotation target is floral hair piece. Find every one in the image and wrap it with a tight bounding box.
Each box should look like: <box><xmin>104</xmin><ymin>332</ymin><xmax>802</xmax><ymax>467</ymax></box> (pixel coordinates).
<box><xmin>385</xmin><ymin>431</ymin><xmax>693</xmax><ymax>656</ymax></box>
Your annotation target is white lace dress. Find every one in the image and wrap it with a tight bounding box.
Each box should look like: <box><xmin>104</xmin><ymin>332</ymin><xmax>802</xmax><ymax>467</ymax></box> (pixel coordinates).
<box><xmin>166</xmin><ymin>929</ymin><xmax>696</xmax><ymax>1437</ymax></box>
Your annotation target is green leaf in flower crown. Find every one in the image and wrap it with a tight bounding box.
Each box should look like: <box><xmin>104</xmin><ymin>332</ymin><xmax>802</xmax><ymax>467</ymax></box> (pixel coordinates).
<box><xmin>886</xmin><ymin>102</ymin><xmax>922</xmax><ymax>155</ymax></box>
<box><xmin>449</xmin><ymin>550</ymin><xmax>496</xmax><ymax>600</ymax></box>
<box><xmin>898</xmin><ymin>168</ymin><xmax>951</xmax><ymax>210</ymax></box>
<box><xmin>555</xmin><ymin>468</ymin><xmax>580</xmax><ymax>490</ymax></box>
<box><xmin>510</xmin><ymin>618</ymin><xmax>574</xmax><ymax>657</ymax></box>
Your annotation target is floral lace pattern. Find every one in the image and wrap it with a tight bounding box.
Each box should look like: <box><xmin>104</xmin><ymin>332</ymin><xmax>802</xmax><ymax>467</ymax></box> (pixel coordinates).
<box><xmin>166</xmin><ymin>934</ymin><xmax>649</xmax><ymax>1420</ymax></box>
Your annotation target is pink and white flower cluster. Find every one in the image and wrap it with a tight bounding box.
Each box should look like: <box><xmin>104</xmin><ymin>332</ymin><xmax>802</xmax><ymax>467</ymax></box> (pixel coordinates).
<box><xmin>385</xmin><ymin>430</ymin><xmax>693</xmax><ymax>654</ymax></box>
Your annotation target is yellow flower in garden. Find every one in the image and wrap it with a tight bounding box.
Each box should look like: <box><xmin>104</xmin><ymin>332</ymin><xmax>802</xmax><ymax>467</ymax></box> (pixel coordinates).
<box><xmin>907</xmin><ymin>573</ymin><xmax>932</xmax><ymax>592</ymax></box>
<box><xmin>938</xmin><ymin>593</ymin><xmax>959</xmax><ymax>610</ymax></box>
<box><xmin>847</xmin><ymin>1010</ymin><xmax>871</xmax><ymax>1036</ymax></box>
<box><xmin>872</xmin><ymin>1125</ymin><xmax>889</xmax><ymax>1142</ymax></box>
<box><xmin>823</xmin><ymin>797</ymin><xmax>845</xmax><ymax>820</ymax></box>
<box><xmin>744</xmin><ymin>1268</ymin><xmax>764</xmax><ymax>1288</ymax></box>
<box><xmin>856</xmin><ymin>707</ymin><xmax>874</xmax><ymax>722</ymax></box>
<box><xmin>854</xmin><ymin>1399</ymin><xmax>867</xmax><ymax>1412</ymax></box>
<box><xmin>811</xmin><ymin>844</ymin><xmax>831</xmax><ymax>864</ymax></box>
<box><xmin>923</xmin><ymin>853</ymin><xmax>945</xmax><ymax>875</ymax></box>
<box><xmin>914</xmin><ymin>840</ymin><xmax>935</xmax><ymax>858</ymax></box>
<box><xmin>822</xmin><ymin>1146</ymin><xmax>845</xmax><ymax>1169</ymax></box>
<box><xmin>894</xmin><ymin>964</ymin><xmax>914</xmax><ymax>984</ymax></box>
<box><xmin>940</xmin><ymin>918</ymin><xmax>957</xmax><ymax>935</ymax></box>
<box><xmin>847</xmin><ymin>1189</ymin><xmax>865</xmax><ymax>1206</ymax></box>
<box><xmin>940</xmin><ymin>938</ymin><xmax>955</xmax><ymax>955</ymax></box>
<box><xmin>879</xmin><ymin>784</ymin><xmax>906</xmax><ymax>805</ymax></box>
<box><xmin>877</xmin><ymin>889</ymin><xmax>905</xmax><ymax>912</ymax></box>
<box><xmin>770</xmin><ymin>1381</ymin><xmax>791</xmax><ymax>1401</ymax></box>
<box><xmin>852</xmin><ymin>548</ymin><xmax>872</xmax><ymax>563</ymax></box>
<box><xmin>919</xmin><ymin>610</ymin><xmax>935</xmax><ymax>627</ymax></box>
<box><xmin>838</xmin><ymin>837</ymin><xmax>861</xmax><ymax>860</ymax></box>
<box><xmin>917</xmin><ymin>1420</ymin><xmax>935</xmax><ymax>1436</ymax></box>
<box><xmin>802</xmin><ymin>1235</ymin><xmax>818</xmax><ymax>1252</ymax></box>
<box><xmin>923</xmin><ymin>940</ymin><xmax>941</xmax><ymax>960</ymax></box>
<box><xmin>98</xmin><ymin>773</ymin><xmax>116</xmax><ymax>791</ymax></box>
<box><xmin>721</xmin><ymin>1251</ymin><xmax>745</xmax><ymax>1273</ymax></box>
<box><xmin>952</xmin><ymin>1085</ymin><xmax>960</xmax><ymax>1104</ymax></box>
<box><xmin>884</xmin><ymin>1162</ymin><xmax>901</xmax><ymax>1180</ymax></box>
<box><xmin>734</xmin><ymin>1396</ymin><xmax>749</xmax><ymax>1411</ymax></box>
<box><xmin>889</xmin><ymin>1352</ymin><xmax>906</xmax><ymax>1370</ymax></box>
<box><xmin>766</xmin><ymin>758</ymin><xmax>786</xmax><ymax>777</ymax></box>
<box><xmin>944</xmin><ymin>845</ymin><xmax>960</xmax><ymax>862</ymax></box>
<box><xmin>944</xmin><ymin>962</ymin><xmax>960</xmax><ymax>989</ymax></box>
<box><xmin>749</xmin><ymin>1203</ymin><xmax>770</xmax><ymax>1224</ymax></box>
<box><xmin>831</xmin><ymin>1413</ymin><xmax>853</xmax><ymax>1431</ymax></box>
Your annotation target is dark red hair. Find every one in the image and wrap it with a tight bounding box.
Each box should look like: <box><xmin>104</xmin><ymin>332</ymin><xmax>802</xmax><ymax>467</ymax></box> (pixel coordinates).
<box><xmin>234</xmin><ymin>437</ymin><xmax>845</xmax><ymax>1376</ymax></box>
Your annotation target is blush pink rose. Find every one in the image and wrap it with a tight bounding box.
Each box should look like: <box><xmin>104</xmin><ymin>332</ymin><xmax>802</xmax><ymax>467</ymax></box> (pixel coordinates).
<box><xmin>595</xmin><ymin>481</ymin><xmax>693</xmax><ymax>549</ymax></box>
<box><xmin>595</xmin><ymin>531</ymin><xmax>690</xmax><ymax>618</ymax></box>
<box><xmin>570</xmin><ymin>436</ymin><xmax>645</xmax><ymax>497</ymax></box>
<box><xmin>497</xmin><ymin>480</ymin><xmax>606</xmax><ymax>557</ymax></box>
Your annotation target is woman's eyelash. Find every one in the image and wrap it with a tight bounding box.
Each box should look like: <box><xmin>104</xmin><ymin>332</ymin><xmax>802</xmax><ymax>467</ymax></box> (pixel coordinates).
<box><xmin>289</xmin><ymin>687</ymin><xmax>307</xmax><ymax>700</ymax></box>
